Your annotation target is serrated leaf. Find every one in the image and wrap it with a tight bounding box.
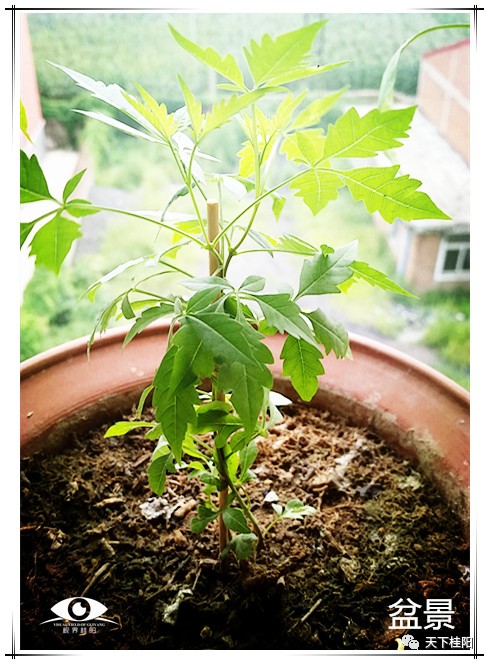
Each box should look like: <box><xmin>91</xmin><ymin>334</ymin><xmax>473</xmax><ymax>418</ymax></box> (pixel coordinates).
<box><xmin>203</xmin><ymin>89</ymin><xmax>268</xmax><ymax>137</ymax></box>
<box><xmin>266</xmin><ymin>62</ymin><xmax>347</xmax><ymax>87</ymax></box>
<box><xmin>244</xmin><ymin>21</ymin><xmax>326</xmax><ymax>86</ymax></box>
<box><xmin>350</xmin><ymin>261</ymin><xmax>416</xmax><ymax>297</ymax></box>
<box><xmin>161</xmin><ymin>184</ymin><xmax>191</xmax><ymax>221</ymax></box>
<box><xmin>148</xmin><ymin>451</ymin><xmax>174</xmax><ymax>495</ymax></box>
<box><xmin>169</xmin><ymin>25</ymin><xmax>245</xmax><ymax>88</ymax></box>
<box><xmin>86</xmin><ymin>254</ymin><xmax>156</xmax><ymax>301</ymax></box>
<box><xmin>29</xmin><ymin>214</ymin><xmax>82</xmax><ymax>275</ymax></box>
<box><xmin>20</xmin><ymin>100</ymin><xmax>32</xmax><ymax>142</ymax></box>
<box><xmin>254</xmin><ymin>293</ymin><xmax>317</xmax><ymax>345</ymax></box>
<box><xmin>281</xmin><ymin>129</ymin><xmax>326</xmax><ymax>166</ymax></box>
<box><xmin>225</xmin><ymin>533</ymin><xmax>257</xmax><ymax>560</ymax></box>
<box><xmin>323</xmin><ymin>106</ymin><xmax>415</xmax><ymax>160</ymax></box>
<box><xmin>291</xmin><ymin>87</ymin><xmax>347</xmax><ymax>130</ymax></box>
<box><xmin>223</xmin><ymin>508</ymin><xmax>251</xmax><ymax>534</ymax></box>
<box><xmin>152</xmin><ymin>346</ymin><xmax>199</xmax><ymax>461</ymax></box>
<box><xmin>280</xmin><ymin>336</ymin><xmax>324</xmax><ymax>402</ymax></box>
<box><xmin>62</xmin><ymin>169</ymin><xmax>86</xmax><ymax>202</ymax></box>
<box><xmin>240</xmin><ymin>275</ymin><xmax>265</xmax><ymax>292</ymax></box>
<box><xmin>104</xmin><ymin>420</ymin><xmax>154</xmax><ymax>437</ymax></box>
<box><xmin>20</xmin><ymin>151</ymin><xmax>55</xmax><ymax>203</ymax></box>
<box><xmin>305</xmin><ymin>309</ymin><xmax>349</xmax><ymax>359</ymax></box>
<box><xmin>297</xmin><ymin>242</ymin><xmax>357</xmax><ymax>298</ymax></box>
<box><xmin>291</xmin><ymin>168</ymin><xmax>343</xmax><ymax>215</ymax></box>
<box><xmin>341</xmin><ymin>165</ymin><xmax>450</xmax><ymax>223</ymax></box>
<box><xmin>123</xmin><ymin>303</ymin><xmax>175</xmax><ymax>346</ymax></box>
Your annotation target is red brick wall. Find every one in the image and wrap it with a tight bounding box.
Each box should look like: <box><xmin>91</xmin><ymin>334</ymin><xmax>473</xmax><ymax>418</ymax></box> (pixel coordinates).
<box><xmin>417</xmin><ymin>40</ymin><xmax>469</xmax><ymax>163</ymax></box>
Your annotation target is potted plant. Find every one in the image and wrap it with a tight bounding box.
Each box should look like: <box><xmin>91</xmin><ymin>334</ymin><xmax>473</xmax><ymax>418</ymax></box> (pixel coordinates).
<box><xmin>20</xmin><ymin>18</ymin><xmax>470</xmax><ymax>650</ymax></box>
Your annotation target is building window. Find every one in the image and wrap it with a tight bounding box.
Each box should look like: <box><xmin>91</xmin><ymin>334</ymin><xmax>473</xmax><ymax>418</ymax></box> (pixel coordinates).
<box><xmin>435</xmin><ymin>232</ymin><xmax>470</xmax><ymax>282</ymax></box>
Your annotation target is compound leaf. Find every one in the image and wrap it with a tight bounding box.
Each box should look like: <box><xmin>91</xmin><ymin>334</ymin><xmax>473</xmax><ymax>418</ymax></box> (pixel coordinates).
<box><xmin>28</xmin><ymin>214</ymin><xmax>82</xmax><ymax>274</ymax></box>
<box><xmin>305</xmin><ymin>309</ymin><xmax>349</xmax><ymax>359</ymax></box>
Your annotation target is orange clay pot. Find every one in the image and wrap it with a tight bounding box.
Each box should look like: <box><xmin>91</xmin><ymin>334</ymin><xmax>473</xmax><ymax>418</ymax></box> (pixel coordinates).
<box><xmin>20</xmin><ymin>322</ymin><xmax>469</xmax><ymax>524</ymax></box>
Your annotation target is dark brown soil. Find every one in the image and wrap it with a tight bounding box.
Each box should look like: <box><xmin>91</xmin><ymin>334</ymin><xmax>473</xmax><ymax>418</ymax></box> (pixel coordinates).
<box><xmin>20</xmin><ymin>403</ymin><xmax>470</xmax><ymax>650</ymax></box>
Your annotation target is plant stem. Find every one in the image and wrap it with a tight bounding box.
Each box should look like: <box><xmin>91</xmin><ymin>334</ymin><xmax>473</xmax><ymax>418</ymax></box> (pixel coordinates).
<box><xmin>207</xmin><ymin>200</ymin><xmax>229</xmax><ymax>552</ymax></box>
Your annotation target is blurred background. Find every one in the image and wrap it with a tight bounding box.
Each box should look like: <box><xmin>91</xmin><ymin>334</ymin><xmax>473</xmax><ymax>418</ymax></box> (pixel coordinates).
<box><xmin>20</xmin><ymin>12</ymin><xmax>470</xmax><ymax>389</ymax></box>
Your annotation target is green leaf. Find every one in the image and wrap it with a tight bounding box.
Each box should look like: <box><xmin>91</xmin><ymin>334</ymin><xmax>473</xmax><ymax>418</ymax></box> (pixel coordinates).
<box><xmin>341</xmin><ymin>165</ymin><xmax>451</xmax><ymax>223</ymax></box>
<box><xmin>291</xmin><ymin>87</ymin><xmax>347</xmax><ymax>130</ymax></box>
<box><xmin>64</xmin><ymin>199</ymin><xmax>101</xmax><ymax>217</ymax></box>
<box><xmin>244</xmin><ymin>21</ymin><xmax>326</xmax><ymax>86</ymax></box>
<box><xmin>20</xmin><ymin>151</ymin><xmax>55</xmax><ymax>203</ymax></box>
<box><xmin>187</xmin><ymin>287</ymin><xmax>221</xmax><ymax>313</ymax></box>
<box><xmin>123</xmin><ymin>303</ymin><xmax>175</xmax><ymax>346</ymax></box>
<box><xmin>202</xmin><ymin>89</ymin><xmax>269</xmax><ymax>137</ymax></box>
<box><xmin>29</xmin><ymin>214</ymin><xmax>82</xmax><ymax>275</ymax></box>
<box><xmin>190</xmin><ymin>504</ymin><xmax>219</xmax><ymax>533</ymax></box>
<box><xmin>218</xmin><ymin>362</ymin><xmax>267</xmax><ymax>435</ymax></box>
<box><xmin>297</xmin><ymin>242</ymin><xmax>357</xmax><ymax>298</ymax></box>
<box><xmin>272</xmin><ymin>195</ymin><xmax>286</xmax><ymax>221</ymax></box>
<box><xmin>253</xmin><ymin>293</ymin><xmax>316</xmax><ymax>345</ymax></box>
<box><xmin>152</xmin><ymin>346</ymin><xmax>199</xmax><ymax>461</ymax></box>
<box><xmin>240</xmin><ymin>275</ymin><xmax>265</xmax><ymax>292</ymax></box>
<box><xmin>281</xmin><ymin>129</ymin><xmax>326</xmax><ymax>166</ymax></box>
<box><xmin>181</xmin><ymin>276</ymin><xmax>231</xmax><ymax>292</ymax></box>
<box><xmin>323</xmin><ymin>106</ymin><xmax>416</xmax><ymax>159</ymax></box>
<box><xmin>136</xmin><ymin>385</ymin><xmax>154</xmax><ymax>418</ymax></box>
<box><xmin>290</xmin><ymin>168</ymin><xmax>343</xmax><ymax>215</ymax></box>
<box><xmin>224</xmin><ymin>533</ymin><xmax>258</xmax><ymax>560</ymax></box>
<box><xmin>281</xmin><ymin>498</ymin><xmax>317</xmax><ymax>519</ymax></box>
<box><xmin>280</xmin><ymin>336</ymin><xmax>324</xmax><ymax>402</ymax></box>
<box><xmin>378</xmin><ymin>23</ymin><xmax>469</xmax><ymax>110</ymax></box>
<box><xmin>75</xmin><ymin>109</ymin><xmax>161</xmax><ymax>143</ymax></box>
<box><xmin>305</xmin><ymin>309</ymin><xmax>349</xmax><ymax>359</ymax></box>
<box><xmin>222</xmin><ymin>508</ymin><xmax>251</xmax><ymax>534</ymax></box>
<box><xmin>121</xmin><ymin>293</ymin><xmax>135</xmax><ymax>319</ymax></box>
<box><xmin>20</xmin><ymin>100</ymin><xmax>32</xmax><ymax>142</ymax></box>
<box><xmin>178</xmin><ymin>76</ymin><xmax>204</xmax><ymax>137</ymax></box>
<box><xmin>350</xmin><ymin>261</ymin><xmax>416</xmax><ymax>297</ymax></box>
<box><xmin>239</xmin><ymin>440</ymin><xmax>258</xmax><ymax>478</ymax></box>
<box><xmin>169</xmin><ymin>25</ymin><xmax>245</xmax><ymax>89</ymax></box>
<box><xmin>62</xmin><ymin>169</ymin><xmax>86</xmax><ymax>202</ymax></box>
<box><xmin>148</xmin><ymin>451</ymin><xmax>174</xmax><ymax>495</ymax></box>
<box><xmin>86</xmin><ymin>255</ymin><xmax>156</xmax><ymax>301</ymax></box>
<box><xmin>20</xmin><ymin>221</ymin><xmax>37</xmax><ymax>248</ymax></box>
<box><xmin>104</xmin><ymin>420</ymin><xmax>155</xmax><ymax>437</ymax></box>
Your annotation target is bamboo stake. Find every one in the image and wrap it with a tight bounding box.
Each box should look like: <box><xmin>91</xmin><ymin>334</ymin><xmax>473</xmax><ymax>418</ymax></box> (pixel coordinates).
<box><xmin>207</xmin><ymin>200</ymin><xmax>229</xmax><ymax>552</ymax></box>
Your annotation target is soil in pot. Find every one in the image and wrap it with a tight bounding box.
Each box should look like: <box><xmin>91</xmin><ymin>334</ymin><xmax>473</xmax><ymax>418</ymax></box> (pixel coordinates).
<box><xmin>20</xmin><ymin>403</ymin><xmax>470</xmax><ymax>650</ymax></box>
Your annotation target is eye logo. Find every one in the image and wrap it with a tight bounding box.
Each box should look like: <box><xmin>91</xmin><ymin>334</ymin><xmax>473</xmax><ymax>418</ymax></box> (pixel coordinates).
<box><xmin>40</xmin><ymin>596</ymin><xmax>117</xmax><ymax>624</ymax></box>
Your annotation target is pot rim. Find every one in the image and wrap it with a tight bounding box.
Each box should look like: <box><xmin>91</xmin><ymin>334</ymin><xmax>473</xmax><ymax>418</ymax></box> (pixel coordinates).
<box><xmin>21</xmin><ymin>319</ymin><xmax>469</xmax><ymax>406</ymax></box>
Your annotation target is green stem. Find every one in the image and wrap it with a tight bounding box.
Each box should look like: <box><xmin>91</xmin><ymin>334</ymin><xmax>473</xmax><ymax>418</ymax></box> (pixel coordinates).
<box><xmin>221</xmin><ymin>470</ymin><xmax>264</xmax><ymax>548</ymax></box>
<box><xmin>213</xmin><ymin>170</ymin><xmax>305</xmax><ymax>247</ymax></box>
<box><xmin>69</xmin><ymin>204</ymin><xmax>207</xmax><ymax>247</ymax></box>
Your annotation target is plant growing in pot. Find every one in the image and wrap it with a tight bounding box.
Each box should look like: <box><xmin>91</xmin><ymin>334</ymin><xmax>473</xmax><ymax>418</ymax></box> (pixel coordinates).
<box><xmin>20</xmin><ymin>18</ymin><xmax>470</xmax><ymax>650</ymax></box>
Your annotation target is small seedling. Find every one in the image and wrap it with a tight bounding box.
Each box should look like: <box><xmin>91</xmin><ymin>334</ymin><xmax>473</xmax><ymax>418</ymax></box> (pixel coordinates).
<box><xmin>21</xmin><ymin>20</ymin><xmax>455</xmax><ymax>559</ymax></box>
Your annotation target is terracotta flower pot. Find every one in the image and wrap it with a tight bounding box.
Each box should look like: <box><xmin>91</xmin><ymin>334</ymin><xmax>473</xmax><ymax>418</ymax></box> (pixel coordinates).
<box><xmin>20</xmin><ymin>321</ymin><xmax>469</xmax><ymax>525</ymax></box>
